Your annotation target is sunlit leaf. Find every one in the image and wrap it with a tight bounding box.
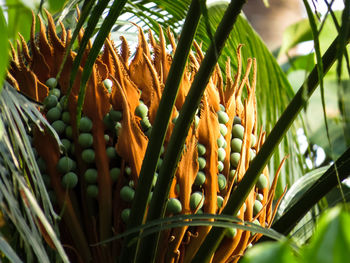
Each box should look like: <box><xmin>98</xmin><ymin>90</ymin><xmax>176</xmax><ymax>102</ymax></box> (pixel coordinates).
<box><xmin>0</xmin><ymin>6</ymin><xmax>9</xmax><ymax>90</ymax></box>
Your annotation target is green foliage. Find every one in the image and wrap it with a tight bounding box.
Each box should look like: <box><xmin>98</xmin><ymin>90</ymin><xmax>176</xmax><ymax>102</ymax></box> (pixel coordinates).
<box><xmin>0</xmin><ymin>7</ymin><xmax>8</xmax><ymax>91</ymax></box>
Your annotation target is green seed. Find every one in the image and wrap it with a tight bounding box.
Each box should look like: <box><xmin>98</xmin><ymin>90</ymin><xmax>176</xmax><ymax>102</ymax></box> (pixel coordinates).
<box><xmin>78</xmin><ymin>133</ymin><xmax>94</xmax><ymax>148</ymax></box>
<box><xmin>87</xmin><ymin>185</ymin><xmax>99</xmax><ymax>198</ymax></box>
<box><xmin>194</xmin><ymin>171</ymin><xmax>206</xmax><ymax>186</ymax></box>
<box><xmin>129</xmin><ymin>180</ymin><xmax>135</xmax><ymax>188</ymax></box>
<box><xmin>229</xmin><ymin>169</ymin><xmax>236</xmax><ymax>180</ymax></box>
<box><xmin>121</xmin><ymin>208</ymin><xmax>130</xmax><ymax>223</ymax></box>
<box><xmin>65</xmin><ymin>126</ymin><xmax>73</xmax><ymax>139</ymax></box>
<box><xmin>52</xmin><ymin>120</ymin><xmax>65</xmax><ymax>135</ymax></box>
<box><xmin>217</xmin><ymin>135</ymin><xmax>225</xmax><ymax>148</ymax></box>
<box><xmin>49</xmin><ymin>88</ymin><xmax>61</xmax><ymax>98</ymax></box>
<box><xmin>218</xmin><ymin>161</ymin><xmax>224</xmax><ymax>172</ymax></box>
<box><xmin>103</xmin><ymin>79</ymin><xmax>113</xmax><ymax>93</ymax></box>
<box><xmin>46</xmin><ymin>107</ymin><xmax>61</xmax><ymax>122</ymax></box>
<box><xmin>140</xmin><ymin>117</ymin><xmax>151</xmax><ymax>130</ymax></box>
<box><xmin>79</xmin><ymin>117</ymin><xmax>93</xmax><ymax>133</ymax></box>
<box><xmin>219</xmin><ymin>104</ymin><xmax>225</xmax><ymax>111</ymax></box>
<box><xmin>195</xmin><ymin>115</ymin><xmax>199</xmax><ymax>128</ymax></box>
<box><xmin>115</xmin><ymin>122</ymin><xmax>122</xmax><ymax>136</ymax></box>
<box><xmin>190</xmin><ymin>192</ymin><xmax>204</xmax><ymax>211</ymax></box>
<box><xmin>233</xmin><ymin>116</ymin><xmax>241</xmax><ymax>125</ymax></box>
<box><xmin>253</xmin><ymin>200</ymin><xmax>263</xmax><ymax>216</ymax></box>
<box><xmin>157</xmin><ymin>158</ymin><xmax>163</xmax><ymax>171</ymax></box>
<box><xmin>251</xmin><ymin>219</ymin><xmax>260</xmax><ymax>236</ymax></box>
<box><xmin>109</xmin><ymin>109</ymin><xmax>122</xmax><ymax>122</ymax></box>
<box><xmin>106</xmin><ymin>146</ymin><xmax>117</xmax><ymax>159</ymax></box>
<box><xmin>61</xmin><ymin>138</ymin><xmax>71</xmax><ymax>152</ymax></box>
<box><xmin>256</xmin><ymin>174</ymin><xmax>268</xmax><ymax>189</ymax></box>
<box><xmin>217</xmin><ymin>195</ymin><xmax>224</xmax><ymax>208</ymax></box>
<box><xmin>197</xmin><ymin>143</ymin><xmax>206</xmax><ymax>156</ymax></box>
<box><xmin>61</xmin><ymin>172</ymin><xmax>78</xmax><ymax>189</ymax></box>
<box><xmin>57</xmin><ymin>157</ymin><xmax>75</xmax><ymax>174</ymax></box>
<box><xmin>45</xmin><ymin>78</ymin><xmax>57</xmax><ymax>89</ymax></box>
<box><xmin>231</xmin><ymin>138</ymin><xmax>242</xmax><ymax>153</ymax></box>
<box><xmin>172</xmin><ymin>115</ymin><xmax>178</xmax><ymax>124</ymax></box>
<box><xmin>60</xmin><ymin>96</ymin><xmax>68</xmax><ymax>110</ymax></box>
<box><xmin>37</xmin><ymin>157</ymin><xmax>46</xmax><ymax>172</ymax></box>
<box><xmin>103</xmin><ymin>113</ymin><xmax>115</xmax><ymax>130</ymax></box>
<box><xmin>250</xmin><ymin>149</ymin><xmax>256</xmax><ymax>162</ymax></box>
<box><xmin>104</xmin><ymin>134</ymin><xmax>110</xmax><ymax>143</ymax></box>
<box><xmin>61</xmin><ymin>111</ymin><xmax>70</xmax><ymax>124</ymax></box>
<box><xmin>120</xmin><ymin>186</ymin><xmax>135</xmax><ymax>202</ymax></box>
<box><xmin>125</xmin><ymin>166</ymin><xmax>132</xmax><ymax>175</ymax></box>
<box><xmin>217</xmin><ymin>110</ymin><xmax>229</xmax><ymax>124</ymax></box>
<box><xmin>218</xmin><ymin>174</ymin><xmax>227</xmax><ymax>191</ymax></box>
<box><xmin>230</xmin><ymin>152</ymin><xmax>240</xmax><ymax>168</ymax></box>
<box><xmin>135</xmin><ymin>103</ymin><xmax>148</xmax><ymax>118</ymax></box>
<box><xmin>43</xmin><ymin>95</ymin><xmax>58</xmax><ymax>109</ymax></box>
<box><xmin>218</xmin><ymin>148</ymin><xmax>226</xmax><ymax>162</ymax></box>
<box><xmin>81</xmin><ymin>149</ymin><xmax>95</xmax><ymax>163</ymax></box>
<box><xmin>219</xmin><ymin>123</ymin><xmax>228</xmax><ymax>136</ymax></box>
<box><xmin>152</xmin><ymin>173</ymin><xmax>158</xmax><ymax>187</ymax></box>
<box><xmin>257</xmin><ymin>193</ymin><xmax>264</xmax><ymax>201</ymax></box>
<box><xmin>166</xmin><ymin>198</ymin><xmax>182</xmax><ymax>214</ymax></box>
<box><xmin>250</xmin><ymin>134</ymin><xmax>256</xmax><ymax>147</ymax></box>
<box><xmin>232</xmin><ymin>124</ymin><xmax>244</xmax><ymax>140</ymax></box>
<box><xmin>198</xmin><ymin>157</ymin><xmax>206</xmax><ymax>170</ymax></box>
<box><xmin>84</xmin><ymin>169</ymin><xmax>98</xmax><ymax>184</ymax></box>
<box><xmin>110</xmin><ymin>167</ymin><xmax>121</xmax><ymax>182</ymax></box>
<box><xmin>225</xmin><ymin>227</ymin><xmax>237</xmax><ymax>238</ymax></box>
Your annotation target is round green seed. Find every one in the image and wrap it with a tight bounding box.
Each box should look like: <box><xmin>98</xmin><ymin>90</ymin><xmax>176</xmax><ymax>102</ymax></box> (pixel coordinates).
<box><xmin>104</xmin><ymin>134</ymin><xmax>110</xmax><ymax>143</ymax></box>
<box><xmin>219</xmin><ymin>104</ymin><xmax>225</xmax><ymax>111</ymax></box>
<box><xmin>256</xmin><ymin>174</ymin><xmax>268</xmax><ymax>189</ymax></box>
<box><xmin>49</xmin><ymin>88</ymin><xmax>61</xmax><ymax>98</ymax></box>
<box><xmin>231</xmin><ymin>138</ymin><xmax>242</xmax><ymax>153</ymax></box>
<box><xmin>218</xmin><ymin>174</ymin><xmax>227</xmax><ymax>191</ymax></box>
<box><xmin>190</xmin><ymin>192</ymin><xmax>204</xmax><ymax>211</ymax></box>
<box><xmin>61</xmin><ymin>138</ymin><xmax>71</xmax><ymax>152</ymax></box>
<box><xmin>194</xmin><ymin>171</ymin><xmax>206</xmax><ymax>186</ymax></box>
<box><xmin>109</xmin><ymin>109</ymin><xmax>122</xmax><ymax>122</ymax></box>
<box><xmin>230</xmin><ymin>152</ymin><xmax>240</xmax><ymax>168</ymax></box>
<box><xmin>140</xmin><ymin>117</ymin><xmax>151</xmax><ymax>130</ymax></box>
<box><xmin>103</xmin><ymin>113</ymin><xmax>114</xmax><ymax>130</ymax></box>
<box><xmin>103</xmin><ymin>79</ymin><xmax>113</xmax><ymax>93</ymax></box>
<box><xmin>194</xmin><ymin>115</ymin><xmax>200</xmax><ymax>128</ymax></box>
<box><xmin>249</xmin><ymin>149</ymin><xmax>256</xmax><ymax>162</ymax></box>
<box><xmin>120</xmin><ymin>186</ymin><xmax>135</xmax><ymax>202</ymax></box>
<box><xmin>57</xmin><ymin>156</ymin><xmax>75</xmax><ymax>174</ymax></box>
<box><xmin>135</xmin><ymin>103</ymin><xmax>148</xmax><ymax>119</ymax></box>
<box><xmin>79</xmin><ymin>117</ymin><xmax>93</xmax><ymax>133</ymax></box>
<box><xmin>218</xmin><ymin>161</ymin><xmax>224</xmax><ymax>172</ymax></box>
<box><xmin>217</xmin><ymin>135</ymin><xmax>225</xmax><ymax>148</ymax></box>
<box><xmin>87</xmin><ymin>185</ymin><xmax>99</xmax><ymax>198</ymax></box>
<box><xmin>253</xmin><ymin>200</ymin><xmax>263</xmax><ymax>216</ymax></box>
<box><xmin>61</xmin><ymin>172</ymin><xmax>78</xmax><ymax>189</ymax></box>
<box><xmin>197</xmin><ymin>143</ymin><xmax>206</xmax><ymax>156</ymax></box>
<box><xmin>115</xmin><ymin>122</ymin><xmax>122</xmax><ymax>136</ymax></box>
<box><xmin>60</xmin><ymin>95</ymin><xmax>68</xmax><ymax>110</ymax></box>
<box><xmin>217</xmin><ymin>195</ymin><xmax>224</xmax><ymax>208</ymax></box>
<box><xmin>219</xmin><ymin>123</ymin><xmax>228</xmax><ymax>136</ymax></box>
<box><xmin>110</xmin><ymin>167</ymin><xmax>121</xmax><ymax>182</ymax></box>
<box><xmin>229</xmin><ymin>169</ymin><xmax>236</xmax><ymax>180</ymax></box>
<box><xmin>43</xmin><ymin>95</ymin><xmax>58</xmax><ymax>110</ymax></box>
<box><xmin>166</xmin><ymin>198</ymin><xmax>182</xmax><ymax>214</ymax></box>
<box><xmin>65</xmin><ymin>126</ymin><xmax>73</xmax><ymax>139</ymax></box>
<box><xmin>125</xmin><ymin>166</ymin><xmax>132</xmax><ymax>175</ymax></box>
<box><xmin>225</xmin><ymin>228</ymin><xmax>237</xmax><ymax>238</ymax></box>
<box><xmin>61</xmin><ymin>111</ymin><xmax>70</xmax><ymax>124</ymax></box>
<box><xmin>217</xmin><ymin>110</ymin><xmax>229</xmax><ymax>124</ymax></box>
<box><xmin>251</xmin><ymin>219</ymin><xmax>260</xmax><ymax>236</ymax></box>
<box><xmin>45</xmin><ymin>78</ymin><xmax>57</xmax><ymax>89</ymax></box>
<box><xmin>257</xmin><ymin>193</ymin><xmax>264</xmax><ymax>201</ymax></box>
<box><xmin>81</xmin><ymin>149</ymin><xmax>95</xmax><ymax>163</ymax></box>
<box><xmin>46</xmin><ymin>107</ymin><xmax>61</xmax><ymax>123</ymax></box>
<box><xmin>106</xmin><ymin>146</ymin><xmax>117</xmax><ymax>159</ymax></box>
<box><xmin>198</xmin><ymin>157</ymin><xmax>206</xmax><ymax>170</ymax></box>
<box><xmin>121</xmin><ymin>208</ymin><xmax>130</xmax><ymax>223</ymax></box>
<box><xmin>78</xmin><ymin>133</ymin><xmax>94</xmax><ymax>148</ymax></box>
<box><xmin>218</xmin><ymin>148</ymin><xmax>226</xmax><ymax>162</ymax></box>
<box><xmin>52</xmin><ymin>120</ymin><xmax>65</xmax><ymax>135</ymax></box>
<box><xmin>232</xmin><ymin>124</ymin><xmax>244</xmax><ymax>140</ymax></box>
<box><xmin>84</xmin><ymin>168</ymin><xmax>98</xmax><ymax>184</ymax></box>
<box><xmin>233</xmin><ymin>116</ymin><xmax>241</xmax><ymax>125</ymax></box>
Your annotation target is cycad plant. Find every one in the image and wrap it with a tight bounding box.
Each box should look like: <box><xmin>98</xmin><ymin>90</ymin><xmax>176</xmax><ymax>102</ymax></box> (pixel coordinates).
<box><xmin>0</xmin><ymin>0</ymin><xmax>349</xmax><ymax>263</ymax></box>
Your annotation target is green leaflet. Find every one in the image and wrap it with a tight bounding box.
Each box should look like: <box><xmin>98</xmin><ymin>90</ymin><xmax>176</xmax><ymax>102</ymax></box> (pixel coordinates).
<box><xmin>0</xmin><ymin>7</ymin><xmax>8</xmax><ymax>91</ymax></box>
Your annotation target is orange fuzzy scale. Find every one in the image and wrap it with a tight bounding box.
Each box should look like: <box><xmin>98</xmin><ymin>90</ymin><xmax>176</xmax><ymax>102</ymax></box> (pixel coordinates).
<box><xmin>8</xmin><ymin>10</ymin><xmax>284</xmax><ymax>263</ymax></box>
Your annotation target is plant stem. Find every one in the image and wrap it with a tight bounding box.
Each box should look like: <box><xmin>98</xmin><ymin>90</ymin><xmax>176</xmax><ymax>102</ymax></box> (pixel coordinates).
<box><xmin>191</xmin><ymin>22</ymin><xmax>350</xmax><ymax>263</ymax></box>
<box><xmin>119</xmin><ymin>1</ymin><xmax>202</xmax><ymax>262</ymax></box>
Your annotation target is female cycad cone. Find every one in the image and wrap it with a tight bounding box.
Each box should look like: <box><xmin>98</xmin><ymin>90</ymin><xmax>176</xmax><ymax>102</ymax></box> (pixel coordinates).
<box><xmin>8</xmin><ymin>10</ymin><xmax>283</xmax><ymax>263</ymax></box>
